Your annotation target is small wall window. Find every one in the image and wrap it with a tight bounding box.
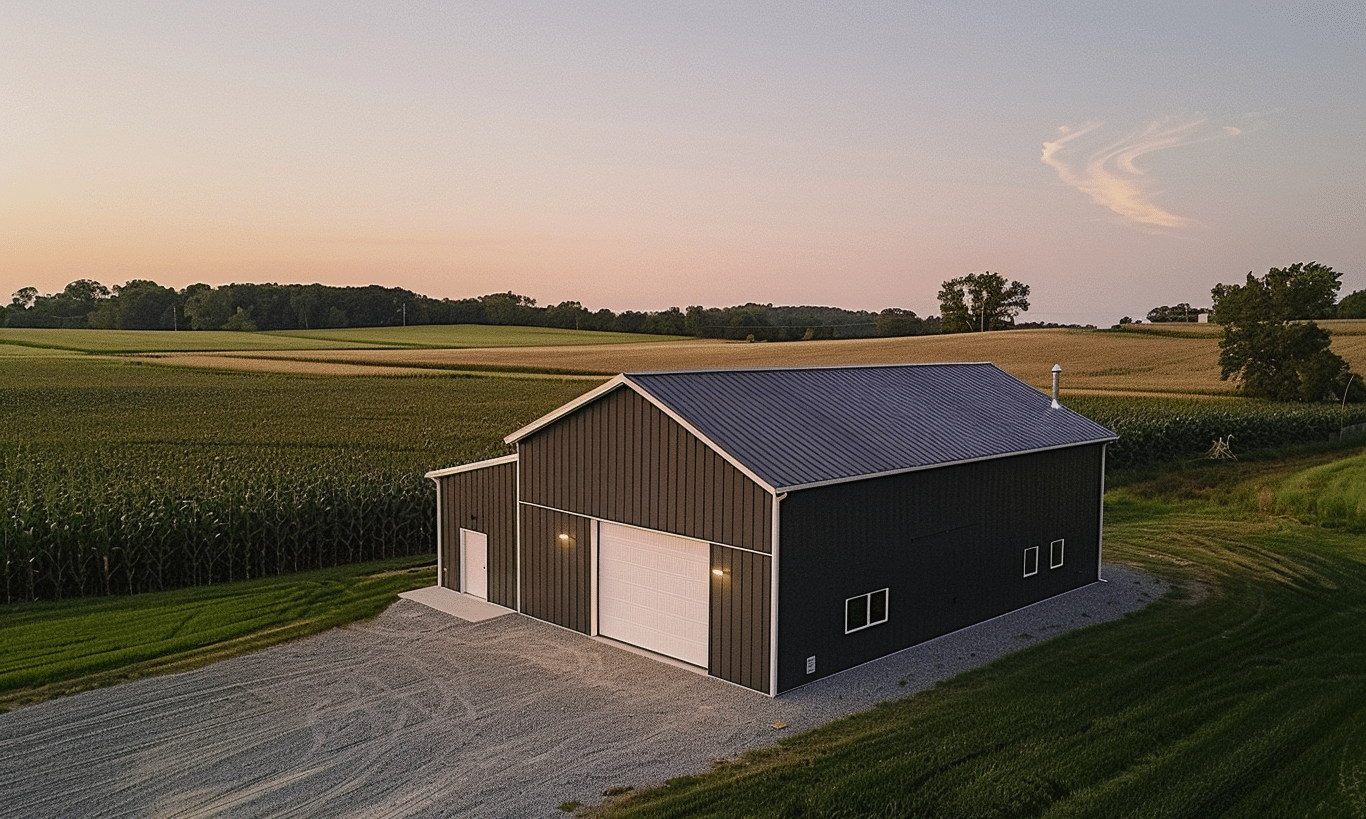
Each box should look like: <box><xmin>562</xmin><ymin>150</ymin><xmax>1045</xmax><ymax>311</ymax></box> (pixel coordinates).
<box><xmin>1023</xmin><ymin>546</ymin><xmax>1040</xmax><ymax>577</ymax></box>
<box><xmin>845</xmin><ymin>588</ymin><xmax>889</xmax><ymax>633</ymax></box>
<box><xmin>1050</xmin><ymin>539</ymin><xmax>1065</xmax><ymax>569</ymax></box>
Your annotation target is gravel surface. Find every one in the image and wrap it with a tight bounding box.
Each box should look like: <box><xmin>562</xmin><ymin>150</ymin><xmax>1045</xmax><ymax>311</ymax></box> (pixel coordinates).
<box><xmin>0</xmin><ymin>566</ymin><xmax>1167</xmax><ymax>819</ymax></box>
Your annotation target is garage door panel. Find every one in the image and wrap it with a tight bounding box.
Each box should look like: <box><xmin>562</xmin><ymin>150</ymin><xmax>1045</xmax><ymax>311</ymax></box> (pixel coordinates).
<box><xmin>599</xmin><ymin>523</ymin><xmax>709</xmax><ymax>667</ymax></box>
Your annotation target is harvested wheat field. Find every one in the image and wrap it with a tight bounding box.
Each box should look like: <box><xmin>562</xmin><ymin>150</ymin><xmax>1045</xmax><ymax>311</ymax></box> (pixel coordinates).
<box><xmin>139</xmin><ymin>329</ymin><xmax>1226</xmax><ymax>395</ymax></box>
<box><xmin>134</xmin><ymin>323</ymin><xmax>1366</xmax><ymax>396</ymax></box>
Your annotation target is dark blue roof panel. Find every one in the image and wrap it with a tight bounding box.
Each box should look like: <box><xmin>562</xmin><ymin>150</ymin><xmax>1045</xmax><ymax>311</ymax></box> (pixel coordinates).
<box><xmin>625</xmin><ymin>363</ymin><xmax>1117</xmax><ymax>491</ymax></box>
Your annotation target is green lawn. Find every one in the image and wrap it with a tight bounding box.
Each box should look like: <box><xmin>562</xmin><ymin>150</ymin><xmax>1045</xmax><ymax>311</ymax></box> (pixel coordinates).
<box><xmin>588</xmin><ymin>450</ymin><xmax>1366</xmax><ymax>818</ymax></box>
<box><xmin>0</xmin><ymin>556</ymin><xmax>435</xmax><ymax>712</ymax></box>
<box><xmin>267</xmin><ymin>324</ymin><xmax>689</xmax><ymax>347</ymax></box>
<box><xmin>0</xmin><ymin>327</ymin><xmax>387</xmax><ymax>353</ymax></box>
<box><xmin>0</xmin><ymin>324</ymin><xmax>687</xmax><ymax>354</ymax></box>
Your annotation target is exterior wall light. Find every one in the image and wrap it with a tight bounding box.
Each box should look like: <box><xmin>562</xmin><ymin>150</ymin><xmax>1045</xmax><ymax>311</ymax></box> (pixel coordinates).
<box><xmin>711</xmin><ymin>568</ymin><xmax>726</xmax><ymax>577</ymax></box>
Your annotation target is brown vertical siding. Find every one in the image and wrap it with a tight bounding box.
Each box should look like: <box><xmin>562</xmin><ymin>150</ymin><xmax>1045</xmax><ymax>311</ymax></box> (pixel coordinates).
<box><xmin>519</xmin><ymin>505</ymin><xmax>592</xmax><ymax>633</ymax></box>
<box><xmin>710</xmin><ymin>544</ymin><xmax>773</xmax><ymax>693</ymax></box>
<box><xmin>434</xmin><ymin>461</ymin><xmax>517</xmax><ymax>607</ymax></box>
<box><xmin>519</xmin><ymin>386</ymin><xmax>773</xmax><ymax>553</ymax></box>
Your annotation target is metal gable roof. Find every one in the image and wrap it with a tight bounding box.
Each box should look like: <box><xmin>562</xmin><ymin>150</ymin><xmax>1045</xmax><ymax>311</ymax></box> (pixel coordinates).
<box><xmin>624</xmin><ymin>363</ymin><xmax>1117</xmax><ymax>492</ymax></box>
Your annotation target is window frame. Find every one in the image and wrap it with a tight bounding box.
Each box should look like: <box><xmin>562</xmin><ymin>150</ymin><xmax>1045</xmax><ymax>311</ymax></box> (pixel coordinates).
<box><xmin>1050</xmin><ymin>538</ymin><xmax>1065</xmax><ymax>569</ymax></box>
<box><xmin>1023</xmin><ymin>545</ymin><xmax>1040</xmax><ymax>577</ymax></box>
<box><xmin>845</xmin><ymin>588</ymin><xmax>890</xmax><ymax>634</ymax></box>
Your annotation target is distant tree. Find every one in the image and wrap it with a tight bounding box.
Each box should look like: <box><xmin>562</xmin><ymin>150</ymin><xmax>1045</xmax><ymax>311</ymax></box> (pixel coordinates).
<box><xmin>1337</xmin><ymin>289</ymin><xmax>1366</xmax><ymax>319</ymax></box>
<box><xmin>1211</xmin><ymin>262</ymin><xmax>1339</xmax><ymax>324</ymax></box>
<box><xmin>875</xmin><ymin>308</ymin><xmax>925</xmax><ymax>337</ymax></box>
<box><xmin>220</xmin><ymin>306</ymin><xmax>257</xmax><ymax>331</ymax></box>
<box><xmin>1212</xmin><ymin>262</ymin><xmax>1357</xmax><ymax>402</ymax></box>
<box><xmin>612</xmin><ymin>310</ymin><xmax>649</xmax><ymax>334</ymax></box>
<box><xmin>544</xmin><ymin>300</ymin><xmax>592</xmax><ymax>330</ymax></box>
<box><xmin>183</xmin><ymin>284</ymin><xmax>233</xmax><ymax>330</ymax></box>
<box><xmin>644</xmin><ymin>306</ymin><xmax>686</xmax><ymax>336</ymax></box>
<box><xmin>110</xmin><ymin>280</ymin><xmax>179</xmax><ymax>329</ymax></box>
<box><xmin>1145</xmin><ymin>303</ymin><xmax>1206</xmax><ymax>323</ymax></box>
<box><xmin>479</xmin><ymin>292</ymin><xmax>537</xmax><ymax>325</ymax></box>
<box><xmin>10</xmin><ymin>287</ymin><xmax>38</xmax><ymax>310</ymax></box>
<box><xmin>937</xmin><ymin>272</ymin><xmax>1030</xmax><ymax>333</ymax></box>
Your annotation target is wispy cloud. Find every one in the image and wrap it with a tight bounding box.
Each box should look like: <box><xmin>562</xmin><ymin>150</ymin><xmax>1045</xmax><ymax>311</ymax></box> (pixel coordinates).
<box><xmin>1041</xmin><ymin>116</ymin><xmax>1243</xmax><ymax>230</ymax></box>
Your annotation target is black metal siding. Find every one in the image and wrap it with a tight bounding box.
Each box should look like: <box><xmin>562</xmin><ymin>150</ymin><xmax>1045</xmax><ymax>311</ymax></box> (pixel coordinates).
<box><xmin>519</xmin><ymin>505</ymin><xmax>593</xmax><ymax>633</ymax></box>
<box><xmin>710</xmin><ymin>545</ymin><xmax>772</xmax><ymax>693</ymax></box>
<box><xmin>434</xmin><ymin>461</ymin><xmax>517</xmax><ymax>607</ymax></box>
<box><xmin>519</xmin><ymin>387</ymin><xmax>772</xmax><ymax>553</ymax></box>
<box><xmin>775</xmin><ymin>443</ymin><xmax>1105</xmax><ymax>693</ymax></box>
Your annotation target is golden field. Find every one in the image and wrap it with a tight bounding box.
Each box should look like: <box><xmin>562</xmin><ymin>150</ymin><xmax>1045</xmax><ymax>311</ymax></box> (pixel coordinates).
<box><xmin>9</xmin><ymin>321</ymin><xmax>1366</xmax><ymax>396</ymax></box>
<box><xmin>126</xmin><ymin>328</ymin><xmax>1229</xmax><ymax>395</ymax></box>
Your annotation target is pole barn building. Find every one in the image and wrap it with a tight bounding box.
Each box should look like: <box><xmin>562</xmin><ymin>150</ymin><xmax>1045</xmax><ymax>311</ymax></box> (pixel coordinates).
<box><xmin>427</xmin><ymin>363</ymin><xmax>1118</xmax><ymax>696</ymax></box>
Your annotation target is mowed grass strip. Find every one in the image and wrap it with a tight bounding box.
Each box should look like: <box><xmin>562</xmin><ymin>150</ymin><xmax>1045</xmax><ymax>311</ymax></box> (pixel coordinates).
<box><xmin>588</xmin><ymin>453</ymin><xmax>1366</xmax><ymax>818</ymax></box>
<box><xmin>266</xmin><ymin>324</ymin><xmax>690</xmax><ymax>348</ymax></box>
<box><xmin>1267</xmin><ymin>449</ymin><xmax>1366</xmax><ymax>531</ymax></box>
<box><xmin>0</xmin><ymin>328</ymin><xmax>387</xmax><ymax>353</ymax></box>
<box><xmin>0</xmin><ymin>557</ymin><xmax>435</xmax><ymax>712</ymax></box>
<box><xmin>0</xmin><ymin>324</ymin><xmax>686</xmax><ymax>355</ymax></box>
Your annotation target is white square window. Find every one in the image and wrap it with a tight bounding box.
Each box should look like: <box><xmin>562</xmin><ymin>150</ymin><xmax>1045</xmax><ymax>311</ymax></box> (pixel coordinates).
<box><xmin>1050</xmin><ymin>539</ymin><xmax>1065</xmax><ymax>569</ymax></box>
<box><xmin>1023</xmin><ymin>546</ymin><xmax>1040</xmax><ymax>577</ymax></box>
<box><xmin>845</xmin><ymin>588</ymin><xmax>889</xmax><ymax>633</ymax></box>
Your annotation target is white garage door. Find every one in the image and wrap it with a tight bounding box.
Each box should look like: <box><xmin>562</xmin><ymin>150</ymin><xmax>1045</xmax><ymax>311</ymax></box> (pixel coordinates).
<box><xmin>598</xmin><ymin>523</ymin><xmax>710</xmax><ymax>668</ymax></box>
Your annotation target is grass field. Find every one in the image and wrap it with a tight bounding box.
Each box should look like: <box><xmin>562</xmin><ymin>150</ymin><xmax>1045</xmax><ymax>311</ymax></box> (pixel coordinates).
<box><xmin>587</xmin><ymin>449</ymin><xmax>1366</xmax><ymax>818</ymax></box>
<box><xmin>266</xmin><ymin>324</ymin><xmax>689</xmax><ymax>347</ymax></box>
<box><xmin>0</xmin><ymin>328</ymin><xmax>386</xmax><ymax>353</ymax></box>
<box><xmin>0</xmin><ymin>556</ymin><xmax>434</xmax><ymax>712</ymax></box>
<box><xmin>11</xmin><ymin>323</ymin><xmax>1366</xmax><ymax>396</ymax></box>
<box><xmin>151</xmin><ymin>329</ymin><xmax>1233</xmax><ymax>393</ymax></box>
<box><xmin>0</xmin><ymin>325</ymin><xmax>685</xmax><ymax>355</ymax></box>
<box><xmin>6</xmin><ymin>328</ymin><xmax>1366</xmax><ymax>814</ymax></box>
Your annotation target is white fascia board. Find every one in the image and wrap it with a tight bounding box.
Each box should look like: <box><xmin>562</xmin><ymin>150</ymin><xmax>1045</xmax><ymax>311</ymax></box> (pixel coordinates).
<box><xmin>623</xmin><ymin>375</ymin><xmax>779</xmax><ymax>495</ymax></box>
<box><xmin>503</xmin><ymin>375</ymin><xmax>626</xmax><ymax>444</ymax></box>
<box><xmin>424</xmin><ymin>453</ymin><xmax>518</xmax><ymax>480</ymax></box>
<box><xmin>771</xmin><ymin>437</ymin><xmax>1118</xmax><ymax>494</ymax></box>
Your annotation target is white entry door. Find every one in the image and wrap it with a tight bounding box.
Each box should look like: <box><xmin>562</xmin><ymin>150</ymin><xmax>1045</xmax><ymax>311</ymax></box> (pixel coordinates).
<box><xmin>598</xmin><ymin>523</ymin><xmax>709</xmax><ymax>667</ymax></box>
<box><xmin>460</xmin><ymin>529</ymin><xmax>488</xmax><ymax>600</ymax></box>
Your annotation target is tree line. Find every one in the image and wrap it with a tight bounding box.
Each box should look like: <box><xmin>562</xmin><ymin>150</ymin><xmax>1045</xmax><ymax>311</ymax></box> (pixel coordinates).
<box><xmin>3</xmin><ymin>279</ymin><xmax>949</xmax><ymax>340</ymax></box>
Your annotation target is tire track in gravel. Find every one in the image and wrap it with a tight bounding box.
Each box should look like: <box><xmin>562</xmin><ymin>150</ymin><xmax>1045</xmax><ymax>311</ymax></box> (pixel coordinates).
<box><xmin>0</xmin><ymin>567</ymin><xmax>1169</xmax><ymax>819</ymax></box>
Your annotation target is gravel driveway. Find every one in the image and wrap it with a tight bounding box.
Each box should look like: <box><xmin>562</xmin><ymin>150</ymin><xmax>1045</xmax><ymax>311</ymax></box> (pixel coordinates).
<box><xmin>0</xmin><ymin>567</ymin><xmax>1167</xmax><ymax>819</ymax></box>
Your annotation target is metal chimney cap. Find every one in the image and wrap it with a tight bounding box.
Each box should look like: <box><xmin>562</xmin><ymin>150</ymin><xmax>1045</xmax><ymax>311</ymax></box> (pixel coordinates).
<box><xmin>1052</xmin><ymin>363</ymin><xmax>1062</xmax><ymax>372</ymax></box>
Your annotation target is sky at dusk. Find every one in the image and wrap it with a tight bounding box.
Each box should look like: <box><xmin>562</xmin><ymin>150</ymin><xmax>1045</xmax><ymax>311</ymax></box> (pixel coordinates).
<box><xmin>4</xmin><ymin>2</ymin><xmax>1364</xmax><ymax>326</ymax></box>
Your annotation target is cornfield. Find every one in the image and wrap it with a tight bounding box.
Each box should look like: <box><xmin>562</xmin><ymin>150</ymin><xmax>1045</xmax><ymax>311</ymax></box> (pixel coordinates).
<box><xmin>7</xmin><ymin>355</ymin><xmax>1366</xmax><ymax>603</ymax></box>
<box><xmin>1070</xmin><ymin>396</ymin><xmax>1366</xmax><ymax>469</ymax></box>
<box><xmin>1</xmin><ymin>358</ymin><xmax>595</xmax><ymax>602</ymax></box>
<box><xmin>1</xmin><ymin>445</ymin><xmax>433</xmax><ymax>601</ymax></box>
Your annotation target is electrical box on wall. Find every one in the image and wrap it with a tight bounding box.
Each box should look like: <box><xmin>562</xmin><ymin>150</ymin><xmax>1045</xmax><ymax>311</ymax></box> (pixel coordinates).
<box><xmin>806</xmin><ymin>656</ymin><xmax>816</xmax><ymax>674</ymax></box>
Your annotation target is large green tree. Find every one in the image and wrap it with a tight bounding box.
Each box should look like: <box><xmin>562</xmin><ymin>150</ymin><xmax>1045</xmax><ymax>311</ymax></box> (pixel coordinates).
<box><xmin>1212</xmin><ymin>262</ymin><xmax>1357</xmax><ymax>402</ymax></box>
<box><xmin>937</xmin><ymin>272</ymin><xmax>1030</xmax><ymax>333</ymax></box>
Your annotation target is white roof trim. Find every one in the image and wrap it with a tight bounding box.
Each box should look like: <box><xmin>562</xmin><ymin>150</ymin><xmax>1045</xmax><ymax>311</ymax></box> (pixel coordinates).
<box><xmin>503</xmin><ymin>375</ymin><xmax>627</xmax><ymax>444</ymax></box>
<box><xmin>425</xmin><ymin>453</ymin><xmax>518</xmax><ymax>480</ymax></box>
<box><xmin>622</xmin><ymin>375</ymin><xmax>778</xmax><ymax>495</ymax></box>
<box><xmin>772</xmin><ymin>438</ymin><xmax>1117</xmax><ymax>493</ymax></box>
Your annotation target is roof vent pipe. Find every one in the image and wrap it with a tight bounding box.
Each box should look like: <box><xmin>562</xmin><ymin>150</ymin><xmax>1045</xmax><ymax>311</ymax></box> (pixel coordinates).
<box><xmin>1051</xmin><ymin>364</ymin><xmax>1062</xmax><ymax>409</ymax></box>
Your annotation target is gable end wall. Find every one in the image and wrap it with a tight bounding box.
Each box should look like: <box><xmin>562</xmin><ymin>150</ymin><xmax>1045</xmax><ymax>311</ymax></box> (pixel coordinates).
<box><xmin>518</xmin><ymin>387</ymin><xmax>773</xmax><ymax>553</ymax></box>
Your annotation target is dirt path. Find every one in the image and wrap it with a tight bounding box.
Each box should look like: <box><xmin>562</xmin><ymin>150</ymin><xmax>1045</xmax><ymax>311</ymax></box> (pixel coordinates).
<box><xmin>0</xmin><ymin>567</ymin><xmax>1166</xmax><ymax>819</ymax></box>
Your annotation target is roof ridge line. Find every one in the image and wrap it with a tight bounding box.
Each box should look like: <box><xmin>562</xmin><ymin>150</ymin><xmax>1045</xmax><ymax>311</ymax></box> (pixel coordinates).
<box><xmin>625</xmin><ymin>361</ymin><xmax>995</xmax><ymax>377</ymax></box>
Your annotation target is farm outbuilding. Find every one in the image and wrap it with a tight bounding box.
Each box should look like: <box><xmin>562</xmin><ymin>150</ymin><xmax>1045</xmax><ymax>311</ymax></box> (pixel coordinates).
<box><xmin>427</xmin><ymin>363</ymin><xmax>1118</xmax><ymax>696</ymax></box>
